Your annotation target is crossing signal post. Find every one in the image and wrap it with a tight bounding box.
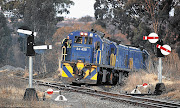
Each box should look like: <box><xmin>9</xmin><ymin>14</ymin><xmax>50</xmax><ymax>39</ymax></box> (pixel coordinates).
<box><xmin>17</xmin><ymin>26</ymin><xmax>52</xmax><ymax>101</ymax></box>
<box><xmin>154</xmin><ymin>39</ymin><xmax>166</xmax><ymax>95</ymax></box>
<box><xmin>156</xmin><ymin>39</ymin><xmax>164</xmax><ymax>83</ymax></box>
<box><xmin>143</xmin><ymin>33</ymin><xmax>169</xmax><ymax>95</ymax></box>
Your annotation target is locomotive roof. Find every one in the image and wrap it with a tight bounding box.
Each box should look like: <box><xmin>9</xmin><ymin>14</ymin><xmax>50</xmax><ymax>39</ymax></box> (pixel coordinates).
<box><xmin>69</xmin><ymin>30</ymin><xmax>149</xmax><ymax>54</ymax></box>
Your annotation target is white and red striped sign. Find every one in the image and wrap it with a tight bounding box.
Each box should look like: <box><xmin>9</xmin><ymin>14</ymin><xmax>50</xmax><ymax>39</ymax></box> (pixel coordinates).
<box><xmin>46</xmin><ymin>88</ymin><xmax>60</xmax><ymax>95</ymax></box>
<box><xmin>46</xmin><ymin>88</ymin><xmax>53</xmax><ymax>95</ymax></box>
<box><xmin>156</xmin><ymin>44</ymin><xmax>171</xmax><ymax>55</ymax></box>
<box><xmin>142</xmin><ymin>83</ymin><xmax>148</xmax><ymax>88</ymax></box>
<box><xmin>143</xmin><ymin>33</ymin><xmax>159</xmax><ymax>43</ymax></box>
<box><xmin>137</xmin><ymin>83</ymin><xmax>149</xmax><ymax>88</ymax></box>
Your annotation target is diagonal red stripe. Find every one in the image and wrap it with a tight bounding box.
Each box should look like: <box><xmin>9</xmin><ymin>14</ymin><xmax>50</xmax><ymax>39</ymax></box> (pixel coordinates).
<box><xmin>160</xmin><ymin>46</ymin><xmax>171</xmax><ymax>53</ymax></box>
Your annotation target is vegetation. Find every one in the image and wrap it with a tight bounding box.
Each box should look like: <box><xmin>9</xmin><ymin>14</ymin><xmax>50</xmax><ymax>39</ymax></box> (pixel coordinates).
<box><xmin>0</xmin><ymin>71</ymin><xmax>58</xmax><ymax>107</ymax></box>
<box><xmin>94</xmin><ymin>0</ymin><xmax>180</xmax><ymax>56</ymax></box>
<box><xmin>0</xmin><ymin>0</ymin><xmax>74</xmax><ymax>73</ymax></box>
<box><xmin>93</xmin><ymin>0</ymin><xmax>180</xmax><ymax>99</ymax></box>
<box><xmin>123</xmin><ymin>51</ymin><xmax>180</xmax><ymax>100</ymax></box>
<box><xmin>0</xmin><ymin>13</ymin><xmax>11</xmax><ymax>67</ymax></box>
<box><xmin>78</xmin><ymin>15</ymin><xmax>93</xmax><ymax>23</ymax></box>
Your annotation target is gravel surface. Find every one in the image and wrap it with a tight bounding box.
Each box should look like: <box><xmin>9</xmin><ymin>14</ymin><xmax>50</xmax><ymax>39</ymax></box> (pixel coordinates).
<box><xmin>33</xmin><ymin>82</ymin><xmax>142</xmax><ymax>108</ymax></box>
<box><xmin>0</xmin><ymin>70</ymin><xmax>142</xmax><ymax>108</ymax></box>
<box><xmin>38</xmin><ymin>89</ymin><xmax>142</xmax><ymax>108</ymax></box>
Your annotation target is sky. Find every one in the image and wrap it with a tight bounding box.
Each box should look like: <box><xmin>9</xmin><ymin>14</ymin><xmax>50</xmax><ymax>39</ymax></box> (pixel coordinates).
<box><xmin>62</xmin><ymin>0</ymin><xmax>96</xmax><ymax>18</ymax></box>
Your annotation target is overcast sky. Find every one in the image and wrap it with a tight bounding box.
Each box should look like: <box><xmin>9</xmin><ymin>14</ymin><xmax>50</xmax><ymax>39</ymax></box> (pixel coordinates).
<box><xmin>62</xmin><ymin>0</ymin><xmax>96</xmax><ymax>18</ymax></box>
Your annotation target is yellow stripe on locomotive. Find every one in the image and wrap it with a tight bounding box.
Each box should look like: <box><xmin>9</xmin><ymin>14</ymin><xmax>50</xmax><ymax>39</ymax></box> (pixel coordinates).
<box><xmin>61</xmin><ymin>63</ymin><xmax>98</xmax><ymax>81</ymax></box>
<box><xmin>61</xmin><ymin>63</ymin><xmax>74</xmax><ymax>77</ymax></box>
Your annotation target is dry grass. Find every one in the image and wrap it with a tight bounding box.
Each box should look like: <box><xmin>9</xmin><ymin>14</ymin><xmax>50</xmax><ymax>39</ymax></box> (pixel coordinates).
<box><xmin>163</xmin><ymin>51</ymin><xmax>180</xmax><ymax>78</ymax></box>
<box><xmin>36</xmin><ymin>91</ymin><xmax>51</xmax><ymax>99</ymax></box>
<box><xmin>0</xmin><ymin>86</ymin><xmax>51</xmax><ymax>101</ymax></box>
<box><xmin>0</xmin><ymin>69</ymin><xmax>9</xmax><ymax>73</ymax></box>
<box><xmin>23</xmin><ymin>69</ymin><xmax>39</xmax><ymax>78</ymax></box>
<box><xmin>123</xmin><ymin>52</ymin><xmax>180</xmax><ymax>100</ymax></box>
<box><xmin>0</xmin><ymin>86</ymin><xmax>24</xmax><ymax>99</ymax></box>
<box><xmin>162</xmin><ymin>90</ymin><xmax>180</xmax><ymax>100</ymax></box>
<box><xmin>0</xmin><ymin>86</ymin><xmax>55</xmax><ymax>107</ymax></box>
<box><xmin>161</xmin><ymin>81</ymin><xmax>180</xmax><ymax>100</ymax></box>
<box><xmin>0</xmin><ymin>71</ymin><xmax>61</xmax><ymax>107</ymax></box>
<box><xmin>123</xmin><ymin>71</ymin><xmax>176</xmax><ymax>93</ymax></box>
<box><xmin>23</xmin><ymin>69</ymin><xmax>29</xmax><ymax>78</ymax></box>
<box><xmin>57</xmin><ymin>68</ymin><xmax>62</xmax><ymax>77</ymax></box>
<box><xmin>123</xmin><ymin>71</ymin><xmax>157</xmax><ymax>93</ymax></box>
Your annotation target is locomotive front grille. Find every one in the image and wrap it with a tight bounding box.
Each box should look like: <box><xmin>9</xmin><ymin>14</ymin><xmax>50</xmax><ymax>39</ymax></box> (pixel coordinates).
<box><xmin>61</xmin><ymin>62</ymin><xmax>98</xmax><ymax>84</ymax></box>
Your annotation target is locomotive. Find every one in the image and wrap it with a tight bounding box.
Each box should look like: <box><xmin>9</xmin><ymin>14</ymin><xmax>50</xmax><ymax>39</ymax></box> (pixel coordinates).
<box><xmin>60</xmin><ymin>30</ymin><xmax>149</xmax><ymax>84</ymax></box>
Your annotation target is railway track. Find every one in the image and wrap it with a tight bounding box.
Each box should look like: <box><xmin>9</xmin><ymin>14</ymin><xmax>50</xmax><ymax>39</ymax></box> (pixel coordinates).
<box><xmin>18</xmin><ymin>77</ymin><xmax>180</xmax><ymax>108</ymax></box>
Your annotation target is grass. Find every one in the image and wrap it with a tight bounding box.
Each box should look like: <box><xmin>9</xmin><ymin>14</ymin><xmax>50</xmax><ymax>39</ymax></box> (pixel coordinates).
<box><xmin>123</xmin><ymin>71</ymin><xmax>157</xmax><ymax>93</ymax></box>
<box><xmin>0</xmin><ymin>85</ymin><xmax>55</xmax><ymax>107</ymax></box>
<box><xmin>161</xmin><ymin>81</ymin><xmax>180</xmax><ymax>100</ymax></box>
<box><xmin>163</xmin><ymin>51</ymin><xmax>180</xmax><ymax>78</ymax></box>
<box><xmin>123</xmin><ymin>52</ymin><xmax>180</xmax><ymax>100</ymax></box>
<box><xmin>0</xmin><ymin>86</ymin><xmax>24</xmax><ymax>99</ymax></box>
<box><xmin>123</xmin><ymin>71</ymin><xmax>176</xmax><ymax>93</ymax></box>
<box><xmin>0</xmin><ymin>71</ymin><xmax>60</xmax><ymax>108</ymax></box>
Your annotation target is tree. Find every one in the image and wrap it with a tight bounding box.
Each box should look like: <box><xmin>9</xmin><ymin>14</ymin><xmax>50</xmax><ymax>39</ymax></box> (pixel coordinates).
<box><xmin>94</xmin><ymin>0</ymin><xmax>134</xmax><ymax>39</ymax></box>
<box><xmin>0</xmin><ymin>12</ymin><xmax>11</xmax><ymax>66</ymax></box>
<box><xmin>1</xmin><ymin>0</ymin><xmax>74</xmax><ymax>42</ymax></box>
<box><xmin>169</xmin><ymin>5</ymin><xmax>180</xmax><ymax>42</ymax></box>
<box><xmin>0</xmin><ymin>0</ymin><xmax>74</xmax><ymax>18</ymax></box>
<box><xmin>23</xmin><ymin>0</ymin><xmax>74</xmax><ymax>74</ymax></box>
<box><xmin>94</xmin><ymin>0</ymin><xmax>180</xmax><ymax>53</ymax></box>
<box><xmin>78</xmin><ymin>15</ymin><xmax>93</xmax><ymax>23</ymax></box>
<box><xmin>0</xmin><ymin>0</ymin><xmax>74</xmax><ymax>73</ymax></box>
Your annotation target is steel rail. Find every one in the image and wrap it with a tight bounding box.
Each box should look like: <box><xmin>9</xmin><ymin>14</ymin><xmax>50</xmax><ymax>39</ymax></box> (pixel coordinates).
<box><xmin>17</xmin><ymin>76</ymin><xmax>180</xmax><ymax>108</ymax></box>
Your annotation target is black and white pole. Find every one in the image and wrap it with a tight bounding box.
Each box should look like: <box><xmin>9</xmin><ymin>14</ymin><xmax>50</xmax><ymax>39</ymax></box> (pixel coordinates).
<box><xmin>154</xmin><ymin>39</ymin><xmax>166</xmax><ymax>95</ymax></box>
<box><xmin>17</xmin><ymin>26</ymin><xmax>52</xmax><ymax>100</ymax></box>
<box><xmin>156</xmin><ymin>39</ymin><xmax>164</xmax><ymax>83</ymax></box>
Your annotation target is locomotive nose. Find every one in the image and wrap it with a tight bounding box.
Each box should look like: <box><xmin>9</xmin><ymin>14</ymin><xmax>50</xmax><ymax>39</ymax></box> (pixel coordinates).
<box><xmin>76</xmin><ymin>61</ymin><xmax>85</xmax><ymax>76</ymax></box>
<box><xmin>76</xmin><ymin>60</ymin><xmax>84</xmax><ymax>70</ymax></box>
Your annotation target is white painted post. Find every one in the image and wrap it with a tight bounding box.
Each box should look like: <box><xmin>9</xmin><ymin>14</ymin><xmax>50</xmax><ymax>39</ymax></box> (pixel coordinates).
<box><xmin>29</xmin><ymin>56</ymin><xmax>33</xmax><ymax>88</ymax></box>
<box><xmin>159</xmin><ymin>57</ymin><xmax>162</xmax><ymax>83</ymax></box>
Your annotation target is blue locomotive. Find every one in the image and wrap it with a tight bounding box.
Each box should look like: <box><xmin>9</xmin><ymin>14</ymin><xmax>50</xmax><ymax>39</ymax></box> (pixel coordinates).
<box><xmin>61</xmin><ymin>30</ymin><xmax>149</xmax><ymax>84</ymax></box>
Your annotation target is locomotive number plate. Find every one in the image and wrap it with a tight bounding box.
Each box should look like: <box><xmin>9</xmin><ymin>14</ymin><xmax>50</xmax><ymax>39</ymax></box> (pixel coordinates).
<box><xmin>76</xmin><ymin>47</ymin><xmax>87</xmax><ymax>51</ymax></box>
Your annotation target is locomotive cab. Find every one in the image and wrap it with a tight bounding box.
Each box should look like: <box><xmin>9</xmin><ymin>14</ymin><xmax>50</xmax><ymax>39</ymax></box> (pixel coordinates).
<box><xmin>61</xmin><ymin>31</ymin><xmax>101</xmax><ymax>84</ymax></box>
<box><xmin>62</xmin><ymin>31</ymin><xmax>102</xmax><ymax>63</ymax></box>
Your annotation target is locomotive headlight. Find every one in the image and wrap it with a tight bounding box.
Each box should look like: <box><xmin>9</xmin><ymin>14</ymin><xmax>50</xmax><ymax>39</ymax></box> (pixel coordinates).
<box><xmin>84</xmin><ymin>32</ymin><xmax>88</xmax><ymax>36</ymax></box>
<box><xmin>80</xmin><ymin>32</ymin><xmax>84</xmax><ymax>36</ymax></box>
<box><xmin>80</xmin><ymin>32</ymin><xmax>88</xmax><ymax>36</ymax></box>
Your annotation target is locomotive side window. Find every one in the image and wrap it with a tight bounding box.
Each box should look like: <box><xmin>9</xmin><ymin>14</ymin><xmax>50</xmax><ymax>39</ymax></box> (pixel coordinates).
<box><xmin>74</xmin><ymin>36</ymin><xmax>82</xmax><ymax>44</ymax></box>
<box><xmin>95</xmin><ymin>41</ymin><xmax>100</xmax><ymax>50</ymax></box>
<box><xmin>111</xmin><ymin>48</ymin><xmax>115</xmax><ymax>54</ymax></box>
<box><xmin>84</xmin><ymin>37</ymin><xmax>93</xmax><ymax>44</ymax></box>
<box><xmin>125</xmin><ymin>55</ymin><xmax>128</xmax><ymax>66</ymax></box>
